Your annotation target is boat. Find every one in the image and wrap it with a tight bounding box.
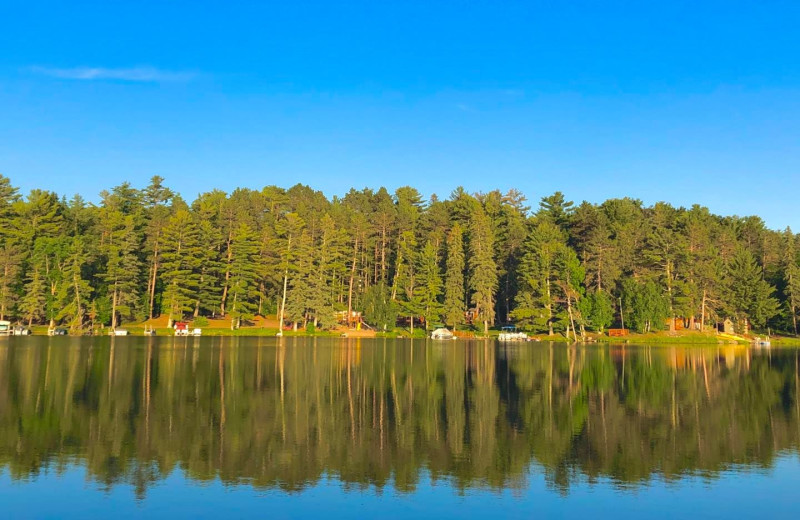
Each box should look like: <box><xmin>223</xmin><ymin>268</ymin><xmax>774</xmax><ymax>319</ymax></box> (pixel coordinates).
<box><xmin>112</xmin><ymin>328</ymin><xmax>129</xmax><ymax>336</ymax></box>
<box><xmin>191</xmin><ymin>328</ymin><xmax>202</xmax><ymax>336</ymax></box>
<box><xmin>431</xmin><ymin>328</ymin><xmax>456</xmax><ymax>340</ymax></box>
<box><xmin>0</xmin><ymin>320</ymin><xmax>11</xmax><ymax>336</ymax></box>
<box><xmin>48</xmin><ymin>327</ymin><xmax>68</xmax><ymax>336</ymax></box>
<box><xmin>144</xmin><ymin>325</ymin><xmax>156</xmax><ymax>336</ymax></box>
<box><xmin>498</xmin><ymin>325</ymin><xmax>529</xmax><ymax>342</ymax></box>
<box><xmin>753</xmin><ymin>336</ymin><xmax>771</xmax><ymax>347</ymax></box>
<box><xmin>12</xmin><ymin>326</ymin><xmax>31</xmax><ymax>335</ymax></box>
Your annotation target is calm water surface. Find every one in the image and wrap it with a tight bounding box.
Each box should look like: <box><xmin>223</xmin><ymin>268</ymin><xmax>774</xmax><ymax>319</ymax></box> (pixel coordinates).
<box><xmin>1</xmin><ymin>337</ymin><xmax>799</xmax><ymax>518</ymax></box>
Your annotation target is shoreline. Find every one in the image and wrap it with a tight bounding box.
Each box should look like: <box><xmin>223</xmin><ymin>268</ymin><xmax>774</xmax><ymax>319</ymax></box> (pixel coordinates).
<box><xmin>17</xmin><ymin>326</ymin><xmax>800</xmax><ymax>346</ymax></box>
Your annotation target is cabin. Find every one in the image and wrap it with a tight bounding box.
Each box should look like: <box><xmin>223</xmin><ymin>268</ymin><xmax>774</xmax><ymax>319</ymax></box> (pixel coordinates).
<box><xmin>174</xmin><ymin>321</ymin><xmax>189</xmax><ymax>336</ymax></box>
<box><xmin>335</xmin><ymin>310</ymin><xmax>363</xmax><ymax>328</ymax></box>
<box><xmin>665</xmin><ymin>317</ymin><xmax>686</xmax><ymax>331</ymax></box>
<box><xmin>717</xmin><ymin>318</ymin><xmax>734</xmax><ymax>334</ymax></box>
<box><xmin>396</xmin><ymin>315</ymin><xmax>425</xmax><ymax>328</ymax></box>
<box><xmin>608</xmin><ymin>328</ymin><xmax>629</xmax><ymax>337</ymax></box>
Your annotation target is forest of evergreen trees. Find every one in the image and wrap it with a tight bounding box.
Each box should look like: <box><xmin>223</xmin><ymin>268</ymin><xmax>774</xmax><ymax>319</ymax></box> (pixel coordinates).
<box><xmin>0</xmin><ymin>174</ymin><xmax>797</xmax><ymax>336</ymax></box>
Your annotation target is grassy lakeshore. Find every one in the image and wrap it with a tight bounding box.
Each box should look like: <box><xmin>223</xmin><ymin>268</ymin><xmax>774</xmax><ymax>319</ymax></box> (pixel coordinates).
<box><xmin>22</xmin><ymin>324</ymin><xmax>800</xmax><ymax>346</ymax></box>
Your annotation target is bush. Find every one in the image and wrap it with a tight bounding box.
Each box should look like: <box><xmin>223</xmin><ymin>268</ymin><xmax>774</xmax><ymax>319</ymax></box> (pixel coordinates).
<box><xmin>193</xmin><ymin>316</ymin><xmax>209</xmax><ymax>327</ymax></box>
<box><xmin>306</xmin><ymin>323</ymin><xmax>316</xmax><ymax>334</ymax></box>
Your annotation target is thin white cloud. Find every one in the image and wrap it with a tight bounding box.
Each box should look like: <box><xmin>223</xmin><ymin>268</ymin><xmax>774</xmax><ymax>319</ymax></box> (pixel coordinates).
<box><xmin>29</xmin><ymin>65</ymin><xmax>195</xmax><ymax>82</ymax></box>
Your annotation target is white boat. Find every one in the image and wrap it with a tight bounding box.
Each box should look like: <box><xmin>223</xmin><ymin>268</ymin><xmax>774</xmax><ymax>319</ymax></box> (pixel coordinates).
<box><xmin>191</xmin><ymin>328</ymin><xmax>202</xmax><ymax>336</ymax></box>
<box><xmin>112</xmin><ymin>329</ymin><xmax>129</xmax><ymax>336</ymax></box>
<box><xmin>0</xmin><ymin>320</ymin><xmax>11</xmax><ymax>336</ymax></box>
<box><xmin>498</xmin><ymin>326</ymin><xmax>529</xmax><ymax>342</ymax></box>
<box><xmin>12</xmin><ymin>326</ymin><xmax>31</xmax><ymax>335</ymax></box>
<box><xmin>753</xmin><ymin>336</ymin><xmax>771</xmax><ymax>347</ymax></box>
<box><xmin>431</xmin><ymin>328</ymin><xmax>455</xmax><ymax>340</ymax></box>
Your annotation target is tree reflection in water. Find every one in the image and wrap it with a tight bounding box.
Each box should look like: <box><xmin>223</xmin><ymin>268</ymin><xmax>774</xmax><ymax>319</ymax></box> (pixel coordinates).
<box><xmin>0</xmin><ymin>337</ymin><xmax>797</xmax><ymax>498</ymax></box>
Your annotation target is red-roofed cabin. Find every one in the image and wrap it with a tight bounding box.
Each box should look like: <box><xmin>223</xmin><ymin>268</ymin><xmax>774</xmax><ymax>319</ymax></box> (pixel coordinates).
<box><xmin>174</xmin><ymin>321</ymin><xmax>189</xmax><ymax>336</ymax></box>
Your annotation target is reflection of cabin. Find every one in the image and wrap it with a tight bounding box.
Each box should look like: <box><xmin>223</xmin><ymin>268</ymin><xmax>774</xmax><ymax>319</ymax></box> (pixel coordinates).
<box><xmin>608</xmin><ymin>328</ymin><xmax>629</xmax><ymax>337</ymax></box>
<box><xmin>717</xmin><ymin>318</ymin><xmax>734</xmax><ymax>334</ymax></box>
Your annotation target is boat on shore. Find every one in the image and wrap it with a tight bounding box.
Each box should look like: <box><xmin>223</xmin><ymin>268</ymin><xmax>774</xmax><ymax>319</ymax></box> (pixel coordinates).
<box><xmin>498</xmin><ymin>325</ymin><xmax>529</xmax><ymax>342</ymax></box>
<box><xmin>12</xmin><ymin>326</ymin><xmax>31</xmax><ymax>335</ymax></box>
<box><xmin>431</xmin><ymin>328</ymin><xmax>456</xmax><ymax>340</ymax></box>
<box><xmin>753</xmin><ymin>336</ymin><xmax>771</xmax><ymax>347</ymax></box>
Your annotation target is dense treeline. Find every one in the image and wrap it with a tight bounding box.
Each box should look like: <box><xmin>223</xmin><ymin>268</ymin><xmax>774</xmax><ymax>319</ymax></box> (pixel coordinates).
<box><xmin>0</xmin><ymin>174</ymin><xmax>798</xmax><ymax>335</ymax></box>
<box><xmin>1</xmin><ymin>339</ymin><xmax>797</xmax><ymax>495</ymax></box>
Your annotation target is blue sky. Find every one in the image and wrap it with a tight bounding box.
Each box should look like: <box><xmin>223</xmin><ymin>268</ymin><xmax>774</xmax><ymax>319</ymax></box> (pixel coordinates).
<box><xmin>1</xmin><ymin>1</ymin><xmax>799</xmax><ymax>229</ymax></box>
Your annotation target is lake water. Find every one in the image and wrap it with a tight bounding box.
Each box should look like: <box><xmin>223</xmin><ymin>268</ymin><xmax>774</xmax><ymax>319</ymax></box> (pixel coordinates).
<box><xmin>1</xmin><ymin>336</ymin><xmax>799</xmax><ymax>518</ymax></box>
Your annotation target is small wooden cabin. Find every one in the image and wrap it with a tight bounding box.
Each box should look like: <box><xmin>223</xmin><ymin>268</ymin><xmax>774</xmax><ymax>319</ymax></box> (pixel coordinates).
<box><xmin>608</xmin><ymin>328</ymin><xmax>629</xmax><ymax>337</ymax></box>
<box><xmin>717</xmin><ymin>318</ymin><xmax>734</xmax><ymax>334</ymax></box>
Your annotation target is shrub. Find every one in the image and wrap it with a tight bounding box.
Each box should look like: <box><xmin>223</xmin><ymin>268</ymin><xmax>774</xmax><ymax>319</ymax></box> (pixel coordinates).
<box><xmin>193</xmin><ymin>316</ymin><xmax>209</xmax><ymax>327</ymax></box>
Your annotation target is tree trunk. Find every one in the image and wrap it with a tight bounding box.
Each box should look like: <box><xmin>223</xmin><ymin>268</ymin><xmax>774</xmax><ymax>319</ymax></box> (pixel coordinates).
<box><xmin>220</xmin><ymin>230</ymin><xmax>233</xmax><ymax>315</ymax></box>
<box><xmin>546</xmin><ymin>278</ymin><xmax>553</xmax><ymax>336</ymax></box>
<box><xmin>73</xmin><ymin>271</ymin><xmax>83</xmax><ymax>329</ymax></box>
<box><xmin>111</xmin><ymin>281</ymin><xmax>119</xmax><ymax>329</ymax></box>
<box><xmin>567</xmin><ymin>294</ymin><xmax>577</xmax><ymax>342</ymax></box>
<box><xmin>278</xmin><ymin>267</ymin><xmax>289</xmax><ymax>332</ymax></box>
<box><xmin>347</xmin><ymin>236</ymin><xmax>358</xmax><ymax>327</ymax></box>
<box><xmin>701</xmin><ymin>289</ymin><xmax>707</xmax><ymax>332</ymax></box>
<box><xmin>148</xmin><ymin>237</ymin><xmax>160</xmax><ymax>319</ymax></box>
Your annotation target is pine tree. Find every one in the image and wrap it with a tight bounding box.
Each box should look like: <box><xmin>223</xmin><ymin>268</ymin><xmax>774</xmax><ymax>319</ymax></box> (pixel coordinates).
<box><xmin>781</xmin><ymin>228</ymin><xmax>800</xmax><ymax>335</ymax></box>
<box><xmin>443</xmin><ymin>224</ymin><xmax>466</xmax><ymax>329</ymax></box>
<box><xmin>413</xmin><ymin>240</ymin><xmax>444</xmax><ymax>330</ymax></box>
<box><xmin>160</xmin><ymin>210</ymin><xmax>201</xmax><ymax>324</ymax></box>
<box><xmin>275</xmin><ymin>213</ymin><xmax>307</xmax><ymax>331</ymax></box>
<box><xmin>554</xmin><ymin>244</ymin><xmax>585</xmax><ymax>340</ymax></box>
<box><xmin>393</xmin><ymin>230</ymin><xmax>419</xmax><ymax>331</ymax></box>
<box><xmin>142</xmin><ymin>175</ymin><xmax>174</xmax><ymax>319</ymax></box>
<box><xmin>227</xmin><ymin>222</ymin><xmax>259</xmax><ymax>329</ymax></box>
<box><xmin>56</xmin><ymin>237</ymin><xmax>92</xmax><ymax>330</ymax></box>
<box><xmin>102</xmin><ymin>213</ymin><xmax>142</xmax><ymax>328</ymax></box>
<box><xmin>284</xmin><ymin>230</ymin><xmax>314</xmax><ymax>330</ymax></box>
<box><xmin>313</xmin><ymin>213</ymin><xmax>348</xmax><ymax>329</ymax></box>
<box><xmin>511</xmin><ymin>220</ymin><xmax>563</xmax><ymax>334</ymax></box>
<box><xmin>538</xmin><ymin>191</ymin><xmax>574</xmax><ymax>230</ymax></box>
<box><xmin>19</xmin><ymin>250</ymin><xmax>47</xmax><ymax>326</ymax></box>
<box><xmin>362</xmin><ymin>281</ymin><xmax>398</xmax><ymax>331</ymax></box>
<box><xmin>194</xmin><ymin>218</ymin><xmax>223</xmax><ymax>317</ymax></box>
<box><xmin>725</xmin><ymin>246</ymin><xmax>780</xmax><ymax>332</ymax></box>
<box><xmin>469</xmin><ymin>206</ymin><xmax>497</xmax><ymax>335</ymax></box>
